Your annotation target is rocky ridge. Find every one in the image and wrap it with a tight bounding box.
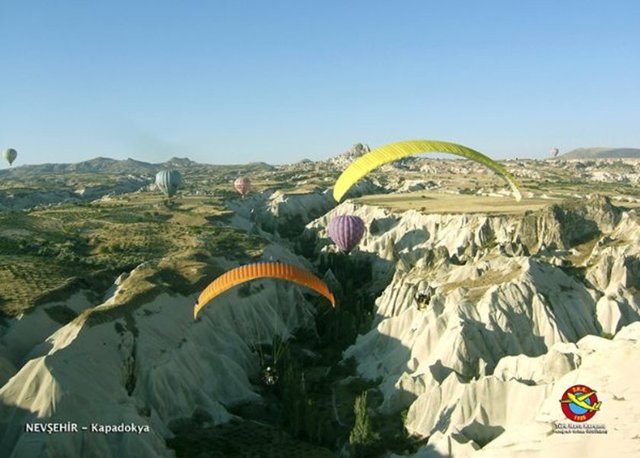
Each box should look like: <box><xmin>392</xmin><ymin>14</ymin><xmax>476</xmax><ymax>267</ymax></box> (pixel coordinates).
<box><xmin>304</xmin><ymin>196</ymin><xmax>639</xmax><ymax>456</ymax></box>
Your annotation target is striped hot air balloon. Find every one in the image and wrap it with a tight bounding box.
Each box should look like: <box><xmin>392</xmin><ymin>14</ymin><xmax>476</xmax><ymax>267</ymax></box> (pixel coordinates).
<box><xmin>155</xmin><ymin>170</ymin><xmax>182</xmax><ymax>198</ymax></box>
<box><xmin>234</xmin><ymin>176</ymin><xmax>252</xmax><ymax>197</ymax></box>
<box><xmin>328</xmin><ymin>215</ymin><xmax>366</xmax><ymax>253</ymax></box>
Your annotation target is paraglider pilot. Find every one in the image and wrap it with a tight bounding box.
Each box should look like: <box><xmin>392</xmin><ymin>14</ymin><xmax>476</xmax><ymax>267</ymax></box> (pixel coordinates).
<box><xmin>261</xmin><ymin>366</ymin><xmax>279</xmax><ymax>386</ymax></box>
<box><xmin>415</xmin><ymin>286</ymin><xmax>434</xmax><ymax>310</ymax></box>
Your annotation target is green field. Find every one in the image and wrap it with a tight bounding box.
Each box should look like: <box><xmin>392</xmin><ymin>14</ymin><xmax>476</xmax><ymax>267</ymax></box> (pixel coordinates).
<box><xmin>0</xmin><ymin>193</ymin><xmax>265</xmax><ymax>316</ymax></box>
<box><xmin>356</xmin><ymin>191</ymin><xmax>559</xmax><ymax>214</ymax></box>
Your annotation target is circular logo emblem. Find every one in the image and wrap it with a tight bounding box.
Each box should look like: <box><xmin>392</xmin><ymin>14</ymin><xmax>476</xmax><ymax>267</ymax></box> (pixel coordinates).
<box><xmin>560</xmin><ymin>385</ymin><xmax>601</xmax><ymax>422</ymax></box>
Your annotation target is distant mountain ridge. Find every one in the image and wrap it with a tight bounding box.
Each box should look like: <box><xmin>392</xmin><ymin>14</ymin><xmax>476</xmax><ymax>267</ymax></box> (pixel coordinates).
<box><xmin>560</xmin><ymin>147</ymin><xmax>640</xmax><ymax>159</ymax></box>
<box><xmin>0</xmin><ymin>157</ymin><xmax>275</xmax><ymax>176</ymax></box>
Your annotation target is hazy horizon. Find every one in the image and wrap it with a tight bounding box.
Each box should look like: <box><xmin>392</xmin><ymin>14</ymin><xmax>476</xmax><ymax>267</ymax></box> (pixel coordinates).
<box><xmin>2</xmin><ymin>1</ymin><xmax>639</xmax><ymax>166</ymax></box>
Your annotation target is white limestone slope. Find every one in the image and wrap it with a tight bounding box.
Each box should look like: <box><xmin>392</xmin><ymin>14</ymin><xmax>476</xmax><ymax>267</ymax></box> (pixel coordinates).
<box><xmin>0</xmin><ymin>249</ymin><xmax>319</xmax><ymax>457</ymax></box>
<box><xmin>309</xmin><ymin>198</ymin><xmax>640</xmax><ymax>457</ymax></box>
<box><xmin>0</xmin><ymin>292</ymin><xmax>94</xmax><ymax>387</ymax></box>
<box><xmin>472</xmin><ymin>325</ymin><xmax>640</xmax><ymax>458</ymax></box>
<box><xmin>227</xmin><ymin>187</ymin><xmax>336</xmax><ymax>241</ymax></box>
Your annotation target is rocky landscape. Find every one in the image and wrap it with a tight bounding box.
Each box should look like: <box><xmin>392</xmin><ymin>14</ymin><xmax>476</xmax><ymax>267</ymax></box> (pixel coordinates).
<box><xmin>1</xmin><ymin>145</ymin><xmax>639</xmax><ymax>457</ymax></box>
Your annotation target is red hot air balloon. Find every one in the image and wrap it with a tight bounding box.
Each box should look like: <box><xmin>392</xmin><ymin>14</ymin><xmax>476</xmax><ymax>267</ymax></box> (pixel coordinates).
<box><xmin>234</xmin><ymin>176</ymin><xmax>252</xmax><ymax>197</ymax></box>
<box><xmin>328</xmin><ymin>215</ymin><xmax>366</xmax><ymax>253</ymax></box>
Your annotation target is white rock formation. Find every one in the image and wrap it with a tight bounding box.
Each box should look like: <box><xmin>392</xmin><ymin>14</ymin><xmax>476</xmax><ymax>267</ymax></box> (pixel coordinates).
<box><xmin>308</xmin><ymin>198</ymin><xmax>639</xmax><ymax>456</ymax></box>
<box><xmin>326</xmin><ymin>143</ymin><xmax>371</xmax><ymax>169</ymax></box>
<box><xmin>0</xmin><ymin>250</ymin><xmax>320</xmax><ymax>456</ymax></box>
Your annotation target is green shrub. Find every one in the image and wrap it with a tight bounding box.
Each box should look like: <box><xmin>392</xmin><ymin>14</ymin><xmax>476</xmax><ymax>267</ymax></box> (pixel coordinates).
<box><xmin>349</xmin><ymin>391</ymin><xmax>380</xmax><ymax>456</ymax></box>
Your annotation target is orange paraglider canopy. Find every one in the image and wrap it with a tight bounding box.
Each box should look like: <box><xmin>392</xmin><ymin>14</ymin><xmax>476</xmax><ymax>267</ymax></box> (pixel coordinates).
<box><xmin>193</xmin><ymin>262</ymin><xmax>336</xmax><ymax>318</ymax></box>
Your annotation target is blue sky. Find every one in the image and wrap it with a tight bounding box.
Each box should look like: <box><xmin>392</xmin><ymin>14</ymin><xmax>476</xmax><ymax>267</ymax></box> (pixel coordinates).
<box><xmin>1</xmin><ymin>1</ymin><xmax>639</xmax><ymax>165</ymax></box>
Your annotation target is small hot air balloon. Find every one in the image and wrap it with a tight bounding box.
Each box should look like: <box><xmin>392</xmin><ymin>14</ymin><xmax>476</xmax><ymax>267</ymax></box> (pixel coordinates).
<box><xmin>328</xmin><ymin>215</ymin><xmax>366</xmax><ymax>253</ymax></box>
<box><xmin>234</xmin><ymin>176</ymin><xmax>252</xmax><ymax>197</ymax></box>
<box><xmin>551</xmin><ymin>147</ymin><xmax>560</xmax><ymax>157</ymax></box>
<box><xmin>155</xmin><ymin>170</ymin><xmax>182</xmax><ymax>198</ymax></box>
<box><xmin>3</xmin><ymin>148</ymin><xmax>18</xmax><ymax>166</ymax></box>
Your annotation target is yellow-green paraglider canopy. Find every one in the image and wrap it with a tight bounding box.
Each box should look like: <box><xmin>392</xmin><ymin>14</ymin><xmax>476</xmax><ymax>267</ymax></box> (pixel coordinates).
<box><xmin>332</xmin><ymin>139</ymin><xmax>522</xmax><ymax>202</ymax></box>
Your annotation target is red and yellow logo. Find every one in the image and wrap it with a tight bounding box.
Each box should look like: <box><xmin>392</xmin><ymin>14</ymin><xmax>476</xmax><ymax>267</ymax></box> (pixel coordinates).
<box><xmin>560</xmin><ymin>385</ymin><xmax>601</xmax><ymax>422</ymax></box>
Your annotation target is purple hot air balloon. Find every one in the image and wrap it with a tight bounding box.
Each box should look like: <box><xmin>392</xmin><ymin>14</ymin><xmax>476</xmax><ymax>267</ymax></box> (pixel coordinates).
<box><xmin>328</xmin><ymin>215</ymin><xmax>366</xmax><ymax>253</ymax></box>
<box><xmin>234</xmin><ymin>176</ymin><xmax>252</xmax><ymax>197</ymax></box>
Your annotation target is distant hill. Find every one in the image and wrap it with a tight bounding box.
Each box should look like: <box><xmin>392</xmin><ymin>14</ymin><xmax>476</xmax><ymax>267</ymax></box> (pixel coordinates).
<box><xmin>0</xmin><ymin>157</ymin><xmax>276</xmax><ymax>177</ymax></box>
<box><xmin>0</xmin><ymin>158</ymin><xmax>154</xmax><ymax>176</ymax></box>
<box><xmin>560</xmin><ymin>147</ymin><xmax>640</xmax><ymax>159</ymax></box>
